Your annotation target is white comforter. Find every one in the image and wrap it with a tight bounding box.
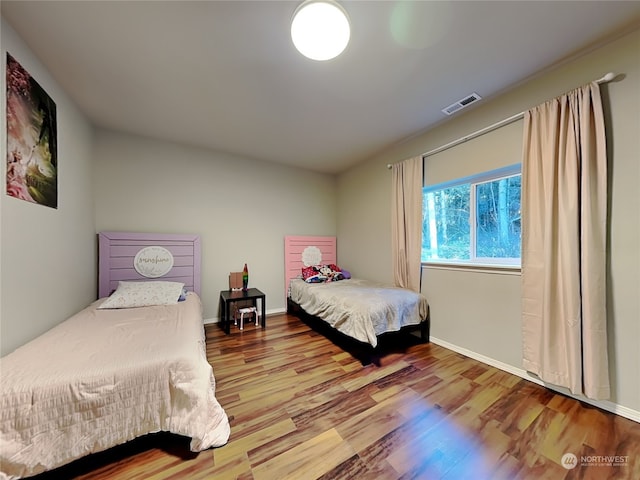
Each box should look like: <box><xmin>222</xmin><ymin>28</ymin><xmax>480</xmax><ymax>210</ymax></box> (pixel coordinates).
<box><xmin>289</xmin><ymin>278</ymin><xmax>429</xmax><ymax>347</ymax></box>
<box><xmin>0</xmin><ymin>294</ymin><xmax>230</xmax><ymax>479</ymax></box>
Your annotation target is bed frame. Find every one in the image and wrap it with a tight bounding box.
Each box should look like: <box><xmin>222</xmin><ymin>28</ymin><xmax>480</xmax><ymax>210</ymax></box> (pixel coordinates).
<box><xmin>98</xmin><ymin>231</ymin><xmax>201</xmax><ymax>298</ymax></box>
<box><xmin>284</xmin><ymin>235</ymin><xmax>430</xmax><ymax>365</ymax></box>
<box><xmin>1</xmin><ymin>232</ymin><xmax>229</xmax><ymax>479</ymax></box>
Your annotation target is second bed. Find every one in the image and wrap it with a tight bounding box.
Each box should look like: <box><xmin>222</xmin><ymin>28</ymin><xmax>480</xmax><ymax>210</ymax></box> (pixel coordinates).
<box><xmin>285</xmin><ymin>235</ymin><xmax>430</xmax><ymax>353</ymax></box>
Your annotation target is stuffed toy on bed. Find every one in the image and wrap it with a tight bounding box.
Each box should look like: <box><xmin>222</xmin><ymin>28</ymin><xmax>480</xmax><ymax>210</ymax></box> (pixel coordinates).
<box><xmin>302</xmin><ymin>264</ymin><xmax>345</xmax><ymax>283</ymax></box>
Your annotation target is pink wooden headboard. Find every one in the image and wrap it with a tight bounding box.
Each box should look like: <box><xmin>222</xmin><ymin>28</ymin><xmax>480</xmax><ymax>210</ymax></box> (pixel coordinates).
<box><xmin>98</xmin><ymin>231</ymin><xmax>201</xmax><ymax>298</ymax></box>
<box><xmin>284</xmin><ymin>235</ymin><xmax>337</xmax><ymax>298</ymax></box>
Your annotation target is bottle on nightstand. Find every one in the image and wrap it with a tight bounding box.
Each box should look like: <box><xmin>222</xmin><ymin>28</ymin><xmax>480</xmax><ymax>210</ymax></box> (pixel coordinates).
<box><xmin>242</xmin><ymin>263</ymin><xmax>249</xmax><ymax>291</ymax></box>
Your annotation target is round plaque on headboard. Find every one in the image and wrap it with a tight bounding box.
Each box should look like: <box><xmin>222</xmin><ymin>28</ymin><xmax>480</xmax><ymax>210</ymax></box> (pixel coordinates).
<box><xmin>134</xmin><ymin>246</ymin><xmax>174</xmax><ymax>278</ymax></box>
<box><xmin>301</xmin><ymin>245</ymin><xmax>322</xmax><ymax>267</ymax></box>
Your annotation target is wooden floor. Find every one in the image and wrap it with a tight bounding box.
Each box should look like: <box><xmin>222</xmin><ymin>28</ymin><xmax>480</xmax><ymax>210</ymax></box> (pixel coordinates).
<box><xmin>33</xmin><ymin>313</ymin><xmax>639</xmax><ymax>480</ymax></box>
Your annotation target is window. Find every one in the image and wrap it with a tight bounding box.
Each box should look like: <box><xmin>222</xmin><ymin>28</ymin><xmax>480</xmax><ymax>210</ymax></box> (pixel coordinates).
<box><xmin>422</xmin><ymin>165</ymin><xmax>521</xmax><ymax>266</ymax></box>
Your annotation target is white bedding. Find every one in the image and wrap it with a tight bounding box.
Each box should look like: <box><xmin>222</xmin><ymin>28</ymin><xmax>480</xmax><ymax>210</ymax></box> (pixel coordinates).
<box><xmin>289</xmin><ymin>278</ymin><xmax>429</xmax><ymax>347</ymax></box>
<box><xmin>0</xmin><ymin>293</ymin><xmax>230</xmax><ymax>480</ymax></box>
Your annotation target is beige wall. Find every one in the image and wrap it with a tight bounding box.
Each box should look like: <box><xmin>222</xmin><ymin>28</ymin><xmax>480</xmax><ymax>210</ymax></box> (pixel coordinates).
<box><xmin>93</xmin><ymin>130</ymin><xmax>337</xmax><ymax>320</ymax></box>
<box><xmin>1</xmin><ymin>19</ymin><xmax>96</xmax><ymax>356</ymax></box>
<box><xmin>1</xmin><ymin>13</ymin><xmax>337</xmax><ymax>352</ymax></box>
<box><xmin>337</xmin><ymin>29</ymin><xmax>640</xmax><ymax>414</ymax></box>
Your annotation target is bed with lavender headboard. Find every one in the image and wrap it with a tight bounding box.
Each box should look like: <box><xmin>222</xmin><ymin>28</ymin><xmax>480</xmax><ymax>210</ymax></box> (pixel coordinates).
<box><xmin>0</xmin><ymin>232</ymin><xmax>230</xmax><ymax>479</ymax></box>
<box><xmin>284</xmin><ymin>235</ymin><xmax>430</xmax><ymax>353</ymax></box>
<box><xmin>98</xmin><ymin>231</ymin><xmax>201</xmax><ymax>298</ymax></box>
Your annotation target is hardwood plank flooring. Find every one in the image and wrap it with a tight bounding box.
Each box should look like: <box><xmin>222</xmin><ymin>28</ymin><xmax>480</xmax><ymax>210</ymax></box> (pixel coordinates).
<box><xmin>31</xmin><ymin>313</ymin><xmax>639</xmax><ymax>479</ymax></box>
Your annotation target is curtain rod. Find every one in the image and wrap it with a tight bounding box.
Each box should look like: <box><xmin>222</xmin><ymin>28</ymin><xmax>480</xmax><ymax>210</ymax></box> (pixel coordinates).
<box><xmin>386</xmin><ymin>72</ymin><xmax>615</xmax><ymax>169</ymax></box>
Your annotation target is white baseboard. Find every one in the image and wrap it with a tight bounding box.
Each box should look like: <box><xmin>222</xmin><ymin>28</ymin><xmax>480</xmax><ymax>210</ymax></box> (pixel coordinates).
<box><xmin>429</xmin><ymin>336</ymin><xmax>640</xmax><ymax>424</ymax></box>
<box><xmin>203</xmin><ymin>307</ymin><xmax>287</xmax><ymax>325</ymax></box>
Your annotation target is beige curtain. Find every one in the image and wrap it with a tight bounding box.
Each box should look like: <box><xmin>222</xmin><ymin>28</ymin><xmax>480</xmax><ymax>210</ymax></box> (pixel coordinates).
<box><xmin>521</xmin><ymin>82</ymin><xmax>610</xmax><ymax>400</ymax></box>
<box><xmin>391</xmin><ymin>156</ymin><xmax>423</xmax><ymax>292</ymax></box>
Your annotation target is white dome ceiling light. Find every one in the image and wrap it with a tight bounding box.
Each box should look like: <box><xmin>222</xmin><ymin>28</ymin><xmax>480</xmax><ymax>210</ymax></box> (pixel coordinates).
<box><xmin>291</xmin><ymin>0</ymin><xmax>351</xmax><ymax>61</ymax></box>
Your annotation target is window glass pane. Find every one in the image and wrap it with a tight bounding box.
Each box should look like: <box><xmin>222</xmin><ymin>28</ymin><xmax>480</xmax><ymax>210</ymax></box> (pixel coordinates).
<box><xmin>422</xmin><ymin>166</ymin><xmax>521</xmax><ymax>266</ymax></box>
<box><xmin>422</xmin><ymin>184</ymin><xmax>470</xmax><ymax>261</ymax></box>
<box><xmin>475</xmin><ymin>175</ymin><xmax>521</xmax><ymax>259</ymax></box>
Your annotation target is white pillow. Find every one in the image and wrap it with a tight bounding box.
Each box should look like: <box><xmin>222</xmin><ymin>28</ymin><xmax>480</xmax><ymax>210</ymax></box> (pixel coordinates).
<box><xmin>98</xmin><ymin>281</ymin><xmax>185</xmax><ymax>309</ymax></box>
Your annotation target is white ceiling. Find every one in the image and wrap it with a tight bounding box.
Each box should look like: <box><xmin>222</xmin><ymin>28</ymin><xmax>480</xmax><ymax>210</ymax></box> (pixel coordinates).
<box><xmin>3</xmin><ymin>1</ymin><xmax>640</xmax><ymax>174</ymax></box>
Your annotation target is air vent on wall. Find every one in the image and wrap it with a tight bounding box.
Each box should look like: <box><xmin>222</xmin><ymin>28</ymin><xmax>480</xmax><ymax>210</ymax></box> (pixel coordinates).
<box><xmin>442</xmin><ymin>92</ymin><xmax>482</xmax><ymax>115</ymax></box>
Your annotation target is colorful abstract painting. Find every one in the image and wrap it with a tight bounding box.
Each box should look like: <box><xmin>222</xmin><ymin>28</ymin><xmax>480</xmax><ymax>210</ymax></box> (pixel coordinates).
<box><xmin>6</xmin><ymin>53</ymin><xmax>57</xmax><ymax>208</ymax></box>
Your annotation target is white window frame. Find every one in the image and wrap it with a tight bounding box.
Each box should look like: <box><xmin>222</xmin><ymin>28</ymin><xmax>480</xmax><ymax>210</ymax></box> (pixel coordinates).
<box><xmin>422</xmin><ymin>164</ymin><xmax>522</xmax><ymax>269</ymax></box>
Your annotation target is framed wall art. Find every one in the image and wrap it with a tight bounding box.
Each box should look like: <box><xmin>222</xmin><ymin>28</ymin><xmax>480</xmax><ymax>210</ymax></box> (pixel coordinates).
<box><xmin>6</xmin><ymin>52</ymin><xmax>57</xmax><ymax>208</ymax></box>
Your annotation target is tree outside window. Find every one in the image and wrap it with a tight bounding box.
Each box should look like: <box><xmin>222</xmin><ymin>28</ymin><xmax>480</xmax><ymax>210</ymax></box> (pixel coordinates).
<box><xmin>422</xmin><ymin>166</ymin><xmax>521</xmax><ymax>266</ymax></box>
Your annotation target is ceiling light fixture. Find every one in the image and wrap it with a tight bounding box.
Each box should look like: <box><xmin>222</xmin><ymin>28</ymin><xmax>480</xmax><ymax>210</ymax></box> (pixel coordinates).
<box><xmin>291</xmin><ymin>0</ymin><xmax>350</xmax><ymax>61</ymax></box>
